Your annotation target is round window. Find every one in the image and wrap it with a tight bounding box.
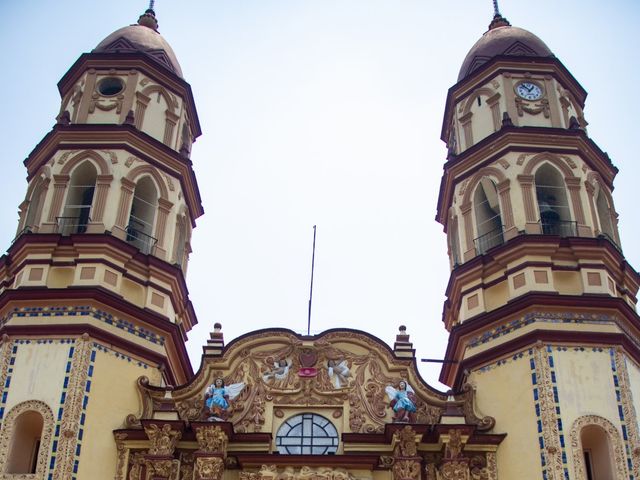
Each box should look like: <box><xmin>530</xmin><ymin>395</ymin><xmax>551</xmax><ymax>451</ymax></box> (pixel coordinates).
<box><xmin>97</xmin><ymin>77</ymin><xmax>125</xmax><ymax>96</ymax></box>
<box><xmin>275</xmin><ymin>413</ymin><xmax>338</xmax><ymax>455</ymax></box>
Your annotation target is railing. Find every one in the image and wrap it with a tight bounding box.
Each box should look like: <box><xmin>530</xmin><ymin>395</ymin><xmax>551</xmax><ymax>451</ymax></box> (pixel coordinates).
<box><xmin>474</xmin><ymin>226</ymin><xmax>504</xmax><ymax>255</ymax></box>
<box><xmin>56</xmin><ymin>216</ymin><xmax>91</xmax><ymax>235</ymax></box>
<box><xmin>126</xmin><ymin>224</ymin><xmax>157</xmax><ymax>255</ymax></box>
<box><xmin>11</xmin><ymin>226</ymin><xmax>34</xmax><ymax>244</ymax></box>
<box><xmin>540</xmin><ymin>220</ymin><xmax>577</xmax><ymax>237</ymax></box>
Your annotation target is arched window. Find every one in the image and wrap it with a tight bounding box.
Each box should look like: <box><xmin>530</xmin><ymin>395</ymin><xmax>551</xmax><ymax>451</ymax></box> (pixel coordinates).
<box><xmin>473</xmin><ymin>178</ymin><xmax>503</xmax><ymax>254</ymax></box>
<box><xmin>535</xmin><ymin>164</ymin><xmax>574</xmax><ymax>236</ymax></box>
<box><xmin>275</xmin><ymin>413</ymin><xmax>339</xmax><ymax>455</ymax></box>
<box><xmin>596</xmin><ymin>190</ymin><xmax>616</xmax><ymax>243</ymax></box>
<box><xmin>581</xmin><ymin>425</ymin><xmax>614</xmax><ymax>480</ymax></box>
<box><xmin>21</xmin><ymin>179</ymin><xmax>47</xmax><ymax>236</ymax></box>
<box><xmin>449</xmin><ymin>218</ymin><xmax>461</xmax><ymax>267</ymax></box>
<box><xmin>126</xmin><ymin>176</ymin><xmax>158</xmax><ymax>254</ymax></box>
<box><xmin>5</xmin><ymin>410</ymin><xmax>43</xmax><ymax>474</ymax></box>
<box><xmin>173</xmin><ymin>215</ymin><xmax>187</xmax><ymax>268</ymax></box>
<box><xmin>60</xmin><ymin>162</ymin><xmax>97</xmax><ymax>234</ymax></box>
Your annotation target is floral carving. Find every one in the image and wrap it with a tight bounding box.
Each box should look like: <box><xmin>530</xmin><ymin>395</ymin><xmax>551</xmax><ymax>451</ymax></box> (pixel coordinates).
<box><xmin>445</xmin><ymin>429</ymin><xmax>463</xmax><ymax>460</ymax></box>
<box><xmin>393</xmin><ymin>459</ymin><xmax>421</xmax><ymax>480</ymax></box>
<box><xmin>52</xmin><ymin>336</ymin><xmax>93</xmax><ymax>480</ymax></box>
<box><xmin>438</xmin><ymin>461</ymin><xmax>470</xmax><ymax>480</ymax></box>
<box><xmin>146</xmin><ymin>458</ymin><xmax>179</xmax><ymax>479</ymax></box>
<box><xmin>533</xmin><ymin>345</ymin><xmax>564</xmax><ymax>480</ymax></box>
<box><xmin>145</xmin><ymin>423</ymin><xmax>182</xmax><ymax>456</ymax></box>
<box><xmin>177</xmin><ymin>396</ymin><xmax>205</xmax><ymax>421</ymax></box>
<box><xmin>195</xmin><ymin>456</ymin><xmax>225</xmax><ymax>480</ymax></box>
<box><xmin>394</xmin><ymin>425</ymin><xmax>418</xmax><ymax>457</ymax></box>
<box><xmin>114</xmin><ymin>432</ymin><xmax>129</xmax><ymax>480</ymax></box>
<box><xmin>614</xmin><ymin>349</ymin><xmax>640</xmax><ymax>478</ymax></box>
<box><xmin>195</xmin><ymin>425</ymin><xmax>228</xmax><ymax>454</ymax></box>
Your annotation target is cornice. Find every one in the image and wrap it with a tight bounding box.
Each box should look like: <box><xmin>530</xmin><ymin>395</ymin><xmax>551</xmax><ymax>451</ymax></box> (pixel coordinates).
<box><xmin>3</xmin><ymin>232</ymin><xmax>198</xmax><ymax>331</ymax></box>
<box><xmin>23</xmin><ymin>124</ymin><xmax>204</xmax><ymax>224</ymax></box>
<box><xmin>0</xmin><ymin>286</ymin><xmax>194</xmax><ymax>382</ymax></box>
<box><xmin>439</xmin><ymin>293</ymin><xmax>640</xmax><ymax>387</ymax></box>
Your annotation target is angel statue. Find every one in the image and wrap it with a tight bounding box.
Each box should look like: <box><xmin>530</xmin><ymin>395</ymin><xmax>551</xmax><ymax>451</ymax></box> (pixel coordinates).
<box><xmin>385</xmin><ymin>380</ymin><xmax>417</xmax><ymax>423</ymax></box>
<box><xmin>204</xmin><ymin>377</ymin><xmax>245</xmax><ymax>421</ymax></box>
<box><xmin>262</xmin><ymin>358</ymin><xmax>291</xmax><ymax>387</ymax></box>
<box><xmin>327</xmin><ymin>358</ymin><xmax>351</xmax><ymax>388</ymax></box>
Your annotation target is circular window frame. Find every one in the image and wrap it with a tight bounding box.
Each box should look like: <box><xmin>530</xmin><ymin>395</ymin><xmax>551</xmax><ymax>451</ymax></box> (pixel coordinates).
<box><xmin>275</xmin><ymin>413</ymin><xmax>339</xmax><ymax>455</ymax></box>
<box><xmin>97</xmin><ymin>77</ymin><xmax>125</xmax><ymax>97</ymax></box>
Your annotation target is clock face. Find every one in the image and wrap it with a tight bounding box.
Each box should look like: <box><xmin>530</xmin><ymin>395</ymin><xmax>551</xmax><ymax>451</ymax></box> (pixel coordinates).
<box><xmin>516</xmin><ymin>81</ymin><xmax>543</xmax><ymax>101</ymax></box>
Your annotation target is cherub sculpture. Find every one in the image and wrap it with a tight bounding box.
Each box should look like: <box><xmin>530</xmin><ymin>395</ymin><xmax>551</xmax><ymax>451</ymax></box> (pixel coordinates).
<box><xmin>204</xmin><ymin>377</ymin><xmax>245</xmax><ymax>421</ymax></box>
<box><xmin>385</xmin><ymin>380</ymin><xmax>417</xmax><ymax>423</ymax></box>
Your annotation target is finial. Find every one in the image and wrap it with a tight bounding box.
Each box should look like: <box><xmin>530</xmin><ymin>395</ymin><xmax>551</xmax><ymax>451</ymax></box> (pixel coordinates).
<box><xmin>138</xmin><ymin>1</ymin><xmax>159</xmax><ymax>31</ymax></box>
<box><xmin>488</xmin><ymin>0</ymin><xmax>511</xmax><ymax>30</ymax></box>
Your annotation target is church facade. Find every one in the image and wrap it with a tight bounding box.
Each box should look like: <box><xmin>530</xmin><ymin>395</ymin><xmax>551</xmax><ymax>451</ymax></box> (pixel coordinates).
<box><xmin>0</xmin><ymin>6</ymin><xmax>638</xmax><ymax>480</ymax></box>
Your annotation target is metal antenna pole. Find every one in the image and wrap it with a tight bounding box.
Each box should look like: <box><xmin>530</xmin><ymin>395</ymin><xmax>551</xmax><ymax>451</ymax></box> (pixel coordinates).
<box><xmin>149</xmin><ymin>0</ymin><xmax>155</xmax><ymax>11</ymax></box>
<box><xmin>493</xmin><ymin>0</ymin><xmax>500</xmax><ymax>17</ymax></box>
<box><xmin>307</xmin><ymin>225</ymin><xmax>317</xmax><ymax>336</ymax></box>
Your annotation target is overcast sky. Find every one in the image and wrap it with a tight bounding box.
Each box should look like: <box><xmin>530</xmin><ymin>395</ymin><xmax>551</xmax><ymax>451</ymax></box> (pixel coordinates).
<box><xmin>1</xmin><ymin>1</ymin><xmax>638</xmax><ymax>389</ymax></box>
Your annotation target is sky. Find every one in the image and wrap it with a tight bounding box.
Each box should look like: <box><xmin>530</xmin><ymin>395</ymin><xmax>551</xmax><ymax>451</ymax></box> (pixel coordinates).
<box><xmin>0</xmin><ymin>1</ymin><xmax>639</xmax><ymax>390</ymax></box>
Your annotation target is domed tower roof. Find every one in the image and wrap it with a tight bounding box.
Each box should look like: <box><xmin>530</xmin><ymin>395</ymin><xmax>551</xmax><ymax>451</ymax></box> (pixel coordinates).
<box><xmin>457</xmin><ymin>11</ymin><xmax>553</xmax><ymax>81</ymax></box>
<box><xmin>93</xmin><ymin>8</ymin><xmax>183</xmax><ymax>77</ymax></box>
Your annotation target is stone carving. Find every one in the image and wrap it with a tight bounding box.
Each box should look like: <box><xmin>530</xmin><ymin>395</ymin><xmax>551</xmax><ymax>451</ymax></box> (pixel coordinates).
<box><xmin>125</xmin><ymin>156</ymin><xmax>138</xmax><ymax>168</ymax></box>
<box><xmin>180</xmin><ymin>452</ymin><xmax>195</xmax><ymax>480</ymax></box>
<box><xmin>614</xmin><ymin>349</ymin><xmax>640</xmax><ymax>478</ymax></box>
<box><xmin>195</xmin><ymin>425</ymin><xmax>228</xmax><ymax>454</ymax></box>
<box><xmin>146</xmin><ymin>458</ymin><xmax>179</xmax><ymax>479</ymax></box>
<box><xmin>127</xmin><ymin>452</ymin><xmax>146</xmax><ymax>480</ymax></box>
<box><xmin>438</xmin><ymin>461</ymin><xmax>470</xmax><ymax>480</ymax></box>
<box><xmin>57</xmin><ymin>150</ymin><xmax>74</xmax><ymax>165</ymax></box>
<box><xmin>195</xmin><ymin>456</ymin><xmax>225</xmax><ymax>480</ymax></box>
<box><xmin>101</xmin><ymin>149</ymin><xmax>119</xmax><ymax>164</ymax></box>
<box><xmin>240</xmin><ymin>466</ymin><xmax>359</xmax><ymax>480</ymax></box>
<box><xmin>114</xmin><ymin>432</ymin><xmax>129</xmax><ymax>480</ymax></box>
<box><xmin>0</xmin><ymin>400</ymin><xmax>55</xmax><ymax>480</ymax></box>
<box><xmin>532</xmin><ymin>345</ymin><xmax>565</xmax><ymax>480</ymax></box>
<box><xmin>445</xmin><ymin>429</ymin><xmax>463</xmax><ymax>459</ymax></box>
<box><xmin>393</xmin><ymin>459</ymin><xmax>421</xmax><ymax>480</ymax></box>
<box><xmin>394</xmin><ymin>426</ymin><xmax>418</xmax><ymax>457</ymax></box>
<box><xmin>52</xmin><ymin>335</ymin><xmax>93</xmax><ymax>480</ymax></box>
<box><xmin>570</xmin><ymin>414</ymin><xmax>628</xmax><ymax>479</ymax></box>
<box><xmin>177</xmin><ymin>396</ymin><xmax>205</xmax><ymax>421</ymax></box>
<box><xmin>145</xmin><ymin>423</ymin><xmax>182</xmax><ymax>456</ymax></box>
<box><xmin>515</xmin><ymin>97</ymin><xmax>550</xmax><ymax>118</ymax></box>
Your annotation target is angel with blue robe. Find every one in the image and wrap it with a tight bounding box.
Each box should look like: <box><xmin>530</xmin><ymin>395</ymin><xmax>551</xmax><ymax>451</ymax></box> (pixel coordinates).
<box><xmin>204</xmin><ymin>377</ymin><xmax>245</xmax><ymax>421</ymax></box>
<box><xmin>385</xmin><ymin>380</ymin><xmax>417</xmax><ymax>423</ymax></box>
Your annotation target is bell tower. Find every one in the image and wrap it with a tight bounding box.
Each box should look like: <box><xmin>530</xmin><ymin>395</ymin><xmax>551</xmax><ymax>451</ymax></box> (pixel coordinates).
<box><xmin>437</xmin><ymin>7</ymin><xmax>640</xmax><ymax>479</ymax></box>
<box><xmin>0</xmin><ymin>7</ymin><xmax>202</xmax><ymax>479</ymax></box>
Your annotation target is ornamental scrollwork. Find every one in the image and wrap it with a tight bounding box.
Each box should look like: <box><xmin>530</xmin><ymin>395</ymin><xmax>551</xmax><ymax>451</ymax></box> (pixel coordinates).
<box><xmin>195</xmin><ymin>425</ymin><xmax>228</xmax><ymax>454</ymax></box>
<box><xmin>145</xmin><ymin>423</ymin><xmax>182</xmax><ymax>456</ymax></box>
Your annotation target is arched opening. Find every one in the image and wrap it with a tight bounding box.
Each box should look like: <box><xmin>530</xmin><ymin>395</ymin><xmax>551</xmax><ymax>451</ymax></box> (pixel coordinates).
<box><xmin>473</xmin><ymin>178</ymin><xmax>503</xmax><ymax>254</ymax></box>
<box><xmin>596</xmin><ymin>190</ymin><xmax>616</xmax><ymax>244</ymax></box>
<box><xmin>24</xmin><ymin>181</ymin><xmax>46</xmax><ymax>233</ymax></box>
<box><xmin>5</xmin><ymin>410</ymin><xmax>43</xmax><ymax>474</ymax></box>
<box><xmin>60</xmin><ymin>162</ymin><xmax>97</xmax><ymax>234</ymax></box>
<box><xmin>581</xmin><ymin>425</ymin><xmax>614</xmax><ymax>480</ymax></box>
<box><xmin>449</xmin><ymin>219</ymin><xmax>461</xmax><ymax>267</ymax></box>
<box><xmin>535</xmin><ymin>164</ymin><xmax>574</xmax><ymax>236</ymax></box>
<box><xmin>173</xmin><ymin>216</ymin><xmax>187</xmax><ymax>268</ymax></box>
<box><xmin>126</xmin><ymin>176</ymin><xmax>158</xmax><ymax>254</ymax></box>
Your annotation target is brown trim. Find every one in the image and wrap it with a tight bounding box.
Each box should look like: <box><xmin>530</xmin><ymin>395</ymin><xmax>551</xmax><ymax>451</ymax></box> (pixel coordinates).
<box><xmin>439</xmin><ymin>292</ymin><xmax>640</xmax><ymax>386</ymax></box>
<box><xmin>23</xmin><ymin>124</ymin><xmax>204</xmax><ymax>224</ymax></box>
<box><xmin>57</xmin><ymin>52</ymin><xmax>202</xmax><ymax>138</ymax></box>
<box><xmin>436</xmin><ymin>127</ymin><xmax>617</xmax><ymax>226</ymax></box>
<box><xmin>0</xmin><ymin>286</ymin><xmax>194</xmax><ymax>380</ymax></box>
<box><xmin>0</xmin><ymin>323</ymin><xmax>176</xmax><ymax>385</ymax></box>
<box><xmin>453</xmin><ymin>330</ymin><xmax>639</xmax><ymax>389</ymax></box>
<box><xmin>444</xmin><ymin>235</ymin><xmax>639</xmax><ymax>302</ymax></box>
<box><xmin>6</xmin><ymin>232</ymin><xmax>193</xmax><ymax>305</ymax></box>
